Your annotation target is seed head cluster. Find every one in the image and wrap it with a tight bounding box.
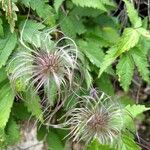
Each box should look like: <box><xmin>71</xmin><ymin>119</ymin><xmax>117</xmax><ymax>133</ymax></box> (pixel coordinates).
<box><xmin>9</xmin><ymin>30</ymin><xmax>78</xmax><ymax>95</ymax></box>
<box><xmin>62</xmin><ymin>92</ymin><xmax>124</xmax><ymax>145</ymax></box>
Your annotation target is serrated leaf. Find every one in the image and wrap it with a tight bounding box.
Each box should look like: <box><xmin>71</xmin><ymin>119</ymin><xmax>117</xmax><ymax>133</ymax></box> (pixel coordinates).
<box><xmin>125</xmin><ymin>104</ymin><xmax>150</xmax><ymax>118</ymax></box>
<box><xmin>19</xmin><ymin>20</ymin><xmax>45</xmax><ymax>46</ymax></box>
<box><xmin>60</xmin><ymin>15</ymin><xmax>86</xmax><ymax>38</ymax></box>
<box><xmin>119</xmin><ymin>134</ymin><xmax>140</xmax><ymax>150</ymax></box>
<box><xmin>20</xmin><ymin>0</ymin><xmax>55</xmax><ymax>26</ymax></box>
<box><xmin>0</xmin><ymin>81</ymin><xmax>14</xmax><ymax>129</ymax></box>
<box><xmin>123</xmin><ymin>0</ymin><xmax>142</xmax><ymax>28</ymax></box>
<box><xmin>101</xmin><ymin>26</ymin><xmax>119</xmax><ymax>44</ymax></box>
<box><xmin>130</xmin><ymin>47</ymin><xmax>150</xmax><ymax>83</ymax></box>
<box><xmin>116</xmin><ymin>53</ymin><xmax>134</xmax><ymax>92</ymax></box>
<box><xmin>0</xmin><ymin>32</ymin><xmax>17</xmax><ymax>68</ymax></box>
<box><xmin>23</xmin><ymin>90</ymin><xmax>43</xmax><ymax>122</ymax></box>
<box><xmin>87</xmin><ymin>139</ymin><xmax>116</xmax><ymax>150</ymax></box>
<box><xmin>54</xmin><ymin>0</ymin><xmax>65</xmax><ymax>12</ymax></box>
<box><xmin>98</xmin><ymin>47</ymin><xmax>117</xmax><ymax>77</ymax></box>
<box><xmin>47</xmin><ymin>130</ymin><xmax>64</xmax><ymax>150</ymax></box>
<box><xmin>99</xmin><ymin>28</ymin><xmax>140</xmax><ymax>77</ymax></box>
<box><xmin>5</xmin><ymin>118</ymin><xmax>20</xmax><ymax>146</ymax></box>
<box><xmin>116</xmin><ymin>28</ymin><xmax>140</xmax><ymax>55</ymax></box>
<box><xmin>78</xmin><ymin>40</ymin><xmax>105</xmax><ymax>67</ymax></box>
<box><xmin>71</xmin><ymin>0</ymin><xmax>116</xmax><ymax>11</ymax></box>
<box><xmin>124</xmin><ymin>104</ymin><xmax>150</xmax><ymax>130</ymax></box>
<box><xmin>60</xmin><ymin>16</ymin><xmax>76</xmax><ymax>38</ymax></box>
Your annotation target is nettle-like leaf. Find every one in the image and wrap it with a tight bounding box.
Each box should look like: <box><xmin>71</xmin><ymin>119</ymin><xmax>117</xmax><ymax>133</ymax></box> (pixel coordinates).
<box><xmin>119</xmin><ymin>133</ymin><xmax>140</xmax><ymax>150</ymax></box>
<box><xmin>116</xmin><ymin>28</ymin><xmax>140</xmax><ymax>55</ymax></box>
<box><xmin>126</xmin><ymin>104</ymin><xmax>150</xmax><ymax>119</ymax></box>
<box><xmin>0</xmin><ymin>81</ymin><xmax>15</xmax><ymax>130</ymax></box>
<box><xmin>5</xmin><ymin>117</ymin><xmax>20</xmax><ymax>146</ymax></box>
<box><xmin>54</xmin><ymin>0</ymin><xmax>65</xmax><ymax>12</ymax></box>
<box><xmin>20</xmin><ymin>0</ymin><xmax>55</xmax><ymax>26</ymax></box>
<box><xmin>124</xmin><ymin>104</ymin><xmax>150</xmax><ymax>130</ymax></box>
<box><xmin>0</xmin><ymin>31</ymin><xmax>17</xmax><ymax>69</ymax></box>
<box><xmin>123</xmin><ymin>0</ymin><xmax>142</xmax><ymax>28</ymax></box>
<box><xmin>87</xmin><ymin>139</ymin><xmax>116</xmax><ymax>150</ymax></box>
<box><xmin>71</xmin><ymin>0</ymin><xmax>116</xmax><ymax>11</ymax></box>
<box><xmin>1</xmin><ymin>0</ymin><xmax>19</xmax><ymax>32</ymax></box>
<box><xmin>99</xmin><ymin>28</ymin><xmax>140</xmax><ymax>77</ymax></box>
<box><xmin>19</xmin><ymin>20</ymin><xmax>45</xmax><ymax>46</ymax></box>
<box><xmin>116</xmin><ymin>53</ymin><xmax>134</xmax><ymax>92</ymax></box>
<box><xmin>23</xmin><ymin>90</ymin><xmax>43</xmax><ymax>122</ymax></box>
<box><xmin>78</xmin><ymin>40</ymin><xmax>105</xmax><ymax>67</ymax></box>
<box><xmin>130</xmin><ymin>47</ymin><xmax>150</xmax><ymax>83</ymax></box>
<box><xmin>60</xmin><ymin>15</ymin><xmax>86</xmax><ymax>38</ymax></box>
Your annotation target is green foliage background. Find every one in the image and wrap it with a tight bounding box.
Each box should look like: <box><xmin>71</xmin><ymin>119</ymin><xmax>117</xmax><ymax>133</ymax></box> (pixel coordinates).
<box><xmin>0</xmin><ymin>0</ymin><xmax>150</xmax><ymax>149</ymax></box>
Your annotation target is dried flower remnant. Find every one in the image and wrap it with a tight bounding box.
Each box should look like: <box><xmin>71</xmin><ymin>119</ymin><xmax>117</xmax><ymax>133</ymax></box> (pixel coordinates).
<box><xmin>8</xmin><ymin>29</ymin><xmax>79</xmax><ymax>97</ymax></box>
<box><xmin>62</xmin><ymin>92</ymin><xmax>124</xmax><ymax>145</ymax></box>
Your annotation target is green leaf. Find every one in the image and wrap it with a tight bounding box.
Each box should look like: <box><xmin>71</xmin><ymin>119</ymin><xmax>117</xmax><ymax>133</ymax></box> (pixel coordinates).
<box><xmin>47</xmin><ymin>130</ymin><xmax>64</xmax><ymax>150</ymax></box>
<box><xmin>136</xmin><ymin>27</ymin><xmax>150</xmax><ymax>39</ymax></box>
<box><xmin>99</xmin><ymin>28</ymin><xmax>140</xmax><ymax>77</ymax></box>
<box><xmin>96</xmin><ymin>73</ymin><xmax>114</xmax><ymax>96</ymax></box>
<box><xmin>78</xmin><ymin>40</ymin><xmax>105</xmax><ymax>67</ymax></box>
<box><xmin>0</xmin><ymin>81</ymin><xmax>14</xmax><ymax>129</ymax></box>
<box><xmin>116</xmin><ymin>53</ymin><xmax>134</xmax><ymax>92</ymax></box>
<box><xmin>124</xmin><ymin>104</ymin><xmax>150</xmax><ymax>129</ymax></box>
<box><xmin>130</xmin><ymin>47</ymin><xmax>150</xmax><ymax>83</ymax></box>
<box><xmin>87</xmin><ymin>139</ymin><xmax>116</xmax><ymax>150</ymax></box>
<box><xmin>37</xmin><ymin>125</ymin><xmax>47</xmax><ymax>141</ymax></box>
<box><xmin>46</xmin><ymin>80</ymin><xmax>57</xmax><ymax>106</ymax></box>
<box><xmin>5</xmin><ymin>118</ymin><xmax>20</xmax><ymax>146</ymax></box>
<box><xmin>84</xmin><ymin>68</ymin><xmax>93</xmax><ymax>89</ymax></box>
<box><xmin>19</xmin><ymin>20</ymin><xmax>45</xmax><ymax>46</ymax></box>
<box><xmin>12</xmin><ymin>102</ymin><xmax>30</xmax><ymax>120</ymax></box>
<box><xmin>98</xmin><ymin>47</ymin><xmax>117</xmax><ymax>77</ymax></box>
<box><xmin>54</xmin><ymin>0</ymin><xmax>65</xmax><ymax>12</ymax></box>
<box><xmin>123</xmin><ymin>0</ymin><xmax>142</xmax><ymax>28</ymax></box>
<box><xmin>118</xmin><ymin>134</ymin><xmax>140</xmax><ymax>150</ymax></box>
<box><xmin>23</xmin><ymin>90</ymin><xmax>43</xmax><ymax>122</ymax></box>
<box><xmin>71</xmin><ymin>0</ymin><xmax>116</xmax><ymax>11</ymax></box>
<box><xmin>20</xmin><ymin>0</ymin><xmax>55</xmax><ymax>26</ymax></box>
<box><xmin>71</xmin><ymin>7</ymin><xmax>104</xmax><ymax>17</ymax></box>
<box><xmin>125</xmin><ymin>104</ymin><xmax>150</xmax><ymax>119</ymax></box>
<box><xmin>116</xmin><ymin>28</ymin><xmax>140</xmax><ymax>55</ymax></box>
<box><xmin>60</xmin><ymin>16</ymin><xmax>76</xmax><ymax>38</ymax></box>
<box><xmin>0</xmin><ymin>68</ymin><xmax>7</xmax><ymax>83</ymax></box>
<box><xmin>60</xmin><ymin>15</ymin><xmax>86</xmax><ymax>38</ymax></box>
<box><xmin>0</xmin><ymin>19</ymin><xmax>4</xmax><ymax>37</ymax></box>
<box><xmin>0</xmin><ymin>32</ymin><xmax>17</xmax><ymax>68</ymax></box>
<box><xmin>100</xmin><ymin>26</ymin><xmax>119</xmax><ymax>44</ymax></box>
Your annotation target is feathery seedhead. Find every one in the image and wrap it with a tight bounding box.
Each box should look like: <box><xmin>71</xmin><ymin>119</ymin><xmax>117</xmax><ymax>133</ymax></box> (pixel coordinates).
<box><xmin>62</xmin><ymin>92</ymin><xmax>124</xmax><ymax>145</ymax></box>
<box><xmin>8</xmin><ymin>29</ymin><xmax>79</xmax><ymax>96</ymax></box>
